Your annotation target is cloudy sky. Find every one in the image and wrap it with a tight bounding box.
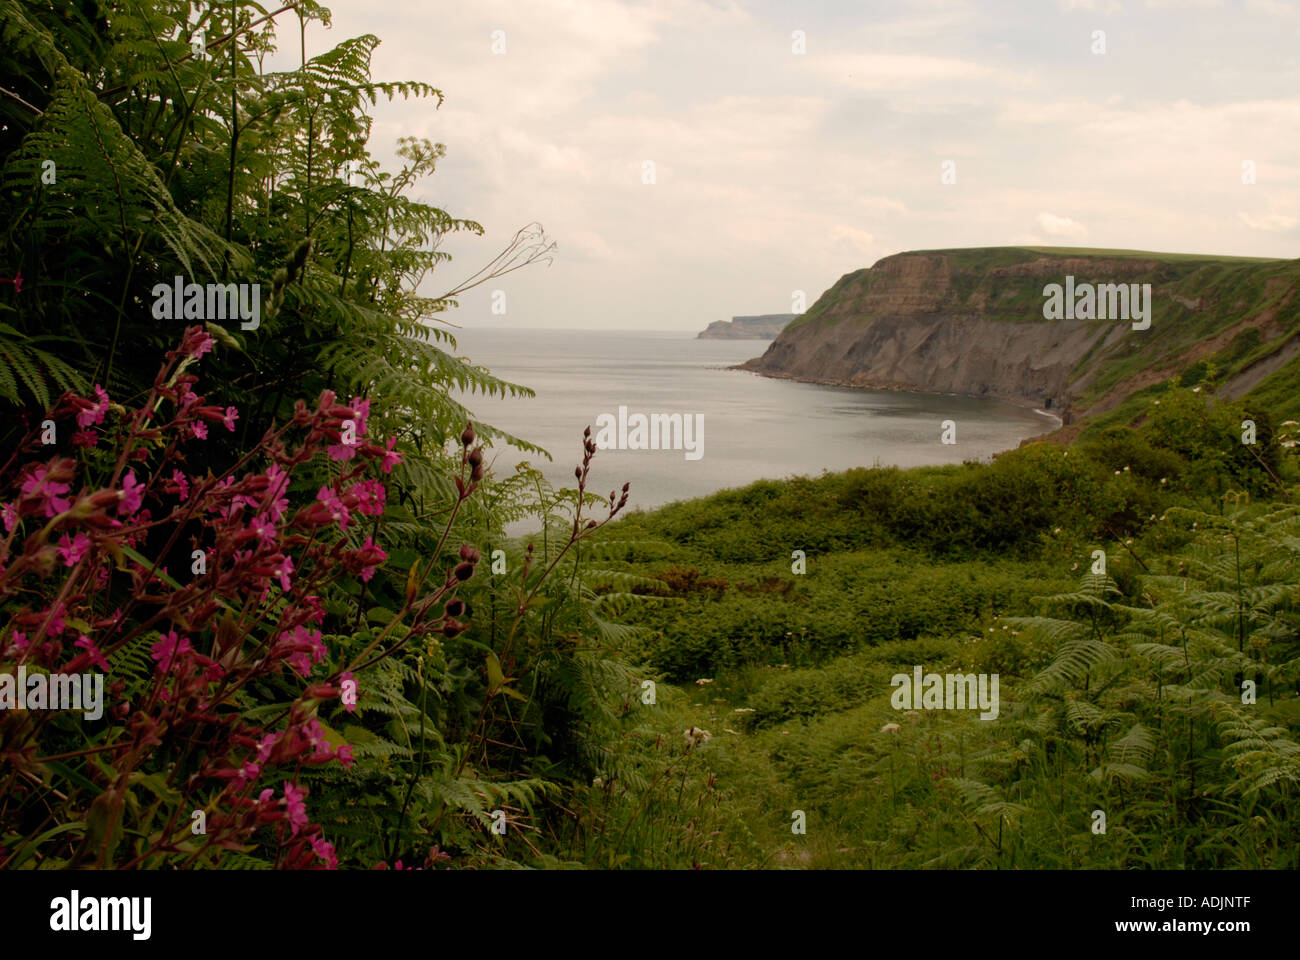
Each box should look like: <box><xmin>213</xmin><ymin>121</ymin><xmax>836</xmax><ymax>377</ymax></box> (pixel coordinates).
<box><xmin>294</xmin><ymin>0</ymin><xmax>1300</xmax><ymax>331</ymax></box>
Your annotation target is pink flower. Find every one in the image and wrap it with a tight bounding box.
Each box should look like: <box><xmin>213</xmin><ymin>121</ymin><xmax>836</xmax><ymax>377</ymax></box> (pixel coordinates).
<box><xmin>353</xmin><ymin>479</ymin><xmax>386</xmax><ymax>517</ymax></box>
<box><xmin>1</xmin><ymin>502</ymin><xmax>17</xmax><ymax>533</ymax></box>
<box><xmin>119</xmin><ymin>469</ymin><xmax>144</xmax><ymax>516</ymax></box>
<box><xmin>150</xmin><ymin>629</ymin><xmax>193</xmax><ymax>671</ymax></box>
<box><xmin>309</xmin><ymin>834</ymin><xmax>338</xmax><ymax>869</ymax></box>
<box><xmin>74</xmin><ymin>635</ymin><xmax>110</xmax><ymax>671</ymax></box>
<box><xmin>173</xmin><ymin>470</ymin><xmax>190</xmax><ymax>502</ymax></box>
<box><xmin>316</xmin><ymin>486</ymin><xmax>350</xmax><ymax>531</ymax></box>
<box><xmin>191</xmin><ymin>421</ymin><xmax>208</xmax><ymax>440</ymax></box>
<box><xmin>287</xmin><ymin>651</ymin><xmax>312</xmax><ymax>677</ymax></box>
<box><xmin>250</xmin><ymin>513</ymin><xmax>276</xmax><ymax>545</ymax></box>
<box><xmin>256</xmin><ymin>733</ymin><xmax>279</xmax><ymax>765</ymax></box>
<box><xmin>57</xmin><ymin>532</ymin><xmax>89</xmax><ymax>567</ymax></box>
<box><xmin>188</xmin><ymin>331</ymin><xmax>215</xmax><ymax>360</ymax></box>
<box><xmin>20</xmin><ymin>465</ymin><xmax>72</xmax><ymax>518</ymax></box>
<box><xmin>350</xmin><ymin>397</ymin><xmax>371</xmax><ymax>433</ymax></box>
<box><xmin>235</xmin><ymin>762</ymin><xmax>260</xmax><ymax>787</ymax></box>
<box><xmin>358</xmin><ymin>536</ymin><xmax>387</xmax><ymax>583</ymax></box>
<box><xmin>303</xmin><ymin>717</ymin><xmax>332</xmax><ymax>761</ymax></box>
<box><xmin>302</xmin><ymin>594</ymin><xmax>325</xmax><ymax>625</ymax></box>
<box><xmin>177</xmin><ymin>381</ymin><xmax>199</xmax><ymax>410</ymax></box>
<box><xmin>380</xmin><ymin>436</ymin><xmax>403</xmax><ymax>474</ymax></box>
<box><xmin>283</xmin><ymin>781</ymin><xmax>309</xmax><ymax>836</ymax></box>
<box><xmin>70</xmin><ymin>430</ymin><xmax>98</xmax><ymax>448</ymax></box>
<box><xmin>76</xmin><ymin>384</ymin><xmax>110</xmax><ymax>428</ymax></box>
<box><xmin>264</xmin><ymin>465</ymin><xmax>290</xmax><ymax>520</ymax></box>
<box><xmin>7</xmin><ymin>631</ymin><xmax>28</xmax><ymax>654</ymax></box>
<box><xmin>222</xmin><ymin>405</ymin><xmax>239</xmax><ymax>432</ymax></box>
<box><xmin>335</xmin><ymin>744</ymin><xmax>355</xmax><ymax>769</ymax></box>
<box><xmin>283</xmin><ymin>625</ymin><xmax>326</xmax><ymax>677</ymax></box>
<box><xmin>273</xmin><ymin>554</ymin><xmax>294</xmax><ymax>591</ymax></box>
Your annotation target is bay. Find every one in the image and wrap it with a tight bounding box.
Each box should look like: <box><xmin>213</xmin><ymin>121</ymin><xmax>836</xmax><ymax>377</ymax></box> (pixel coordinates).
<box><xmin>448</xmin><ymin>328</ymin><xmax>1060</xmax><ymax>527</ymax></box>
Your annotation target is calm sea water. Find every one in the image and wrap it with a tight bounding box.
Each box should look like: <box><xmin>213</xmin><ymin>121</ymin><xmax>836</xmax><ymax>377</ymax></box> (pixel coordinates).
<box><xmin>448</xmin><ymin>328</ymin><xmax>1059</xmax><ymax>525</ymax></box>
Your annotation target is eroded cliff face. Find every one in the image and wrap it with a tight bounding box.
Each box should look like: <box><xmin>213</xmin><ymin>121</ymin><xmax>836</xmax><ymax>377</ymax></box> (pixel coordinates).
<box><xmin>739</xmin><ymin>249</ymin><xmax>1297</xmax><ymax>419</ymax></box>
<box><xmin>748</xmin><ymin>310</ymin><xmax>1107</xmax><ymax>409</ymax></box>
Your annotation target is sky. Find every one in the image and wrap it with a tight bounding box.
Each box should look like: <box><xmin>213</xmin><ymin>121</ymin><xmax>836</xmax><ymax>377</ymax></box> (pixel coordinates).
<box><xmin>286</xmin><ymin>0</ymin><xmax>1300</xmax><ymax>331</ymax></box>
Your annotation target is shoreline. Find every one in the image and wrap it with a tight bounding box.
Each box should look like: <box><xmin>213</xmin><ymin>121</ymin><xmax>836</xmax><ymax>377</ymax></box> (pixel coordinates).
<box><xmin>729</xmin><ymin>364</ymin><xmax>1066</xmax><ymax>430</ymax></box>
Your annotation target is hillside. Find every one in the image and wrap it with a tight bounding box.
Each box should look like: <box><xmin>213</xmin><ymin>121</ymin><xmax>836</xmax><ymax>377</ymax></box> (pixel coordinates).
<box><xmin>698</xmin><ymin>313</ymin><xmax>795</xmax><ymax>339</ymax></box>
<box><xmin>739</xmin><ymin>247</ymin><xmax>1300</xmax><ymax>434</ymax></box>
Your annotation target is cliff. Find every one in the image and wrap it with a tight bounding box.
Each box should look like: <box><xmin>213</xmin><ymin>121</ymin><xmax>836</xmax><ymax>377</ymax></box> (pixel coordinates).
<box><xmin>739</xmin><ymin>247</ymin><xmax>1300</xmax><ymax>433</ymax></box>
<box><xmin>698</xmin><ymin>314</ymin><xmax>795</xmax><ymax>340</ymax></box>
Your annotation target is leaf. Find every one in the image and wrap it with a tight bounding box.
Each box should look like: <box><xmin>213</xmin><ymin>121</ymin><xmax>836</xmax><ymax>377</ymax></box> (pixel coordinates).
<box><xmin>315</xmin><ymin>719</ymin><xmax>351</xmax><ymax>750</ymax></box>
<box><xmin>406</xmin><ymin>559</ymin><xmax>420</xmax><ymax>604</ymax></box>
<box><xmin>204</xmin><ymin>321</ymin><xmax>241</xmax><ymax>350</ymax></box>
<box><xmin>118</xmin><ymin>544</ymin><xmax>182</xmax><ymax>590</ymax></box>
<box><xmin>485</xmin><ymin>651</ymin><xmax>507</xmax><ymax>694</ymax></box>
<box><xmin>367</xmin><ymin>606</ymin><xmax>397</xmax><ymax>625</ymax></box>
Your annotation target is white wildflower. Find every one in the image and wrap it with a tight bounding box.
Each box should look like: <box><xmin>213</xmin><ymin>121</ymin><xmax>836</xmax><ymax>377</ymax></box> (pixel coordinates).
<box><xmin>683</xmin><ymin>727</ymin><xmax>712</xmax><ymax>748</ymax></box>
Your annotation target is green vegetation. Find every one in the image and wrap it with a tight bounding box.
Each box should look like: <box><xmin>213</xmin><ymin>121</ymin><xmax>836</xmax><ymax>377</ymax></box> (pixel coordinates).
<box><xmin>589</xmin><ymin>386</ymin><xmax>1300</xmax><ymax>868</ymax></box>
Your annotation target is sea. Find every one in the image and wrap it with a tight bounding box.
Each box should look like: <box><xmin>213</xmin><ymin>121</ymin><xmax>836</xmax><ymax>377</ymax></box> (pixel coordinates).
<box><xmin>447</xmin><ymin>328</ymin><xmax>1060</xmax><ymax>529</ymax></box>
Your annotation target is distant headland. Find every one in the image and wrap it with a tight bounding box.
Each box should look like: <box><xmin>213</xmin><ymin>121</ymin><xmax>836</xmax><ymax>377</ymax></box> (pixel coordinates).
<box><xmin>697</xmin><ymin>314</ymin><xmax>796</xmax><ymax>340</ymax></box>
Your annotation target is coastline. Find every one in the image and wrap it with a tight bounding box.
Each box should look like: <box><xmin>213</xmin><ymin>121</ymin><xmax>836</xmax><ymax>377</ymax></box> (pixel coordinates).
<box><xmin>729</xmin><ymin>364</ymin><xmax>1066</xmax><ymax>429</ymax></box>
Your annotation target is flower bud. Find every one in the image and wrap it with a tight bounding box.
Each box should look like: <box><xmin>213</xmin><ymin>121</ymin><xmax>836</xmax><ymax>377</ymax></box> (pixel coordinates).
<box><xmin>461</xmin><ymin>423</ymin><xmax>475</xmax><ymax>446</ymax></box>
<box><xmin>444</xmin><ymin>598</ymin><xmax>466</xmax><ymax>618</ymax></box>
<box><xmin>452</xmin><ymin>562</ymin><xmax>474</xmax><ymax>582</ymax></box>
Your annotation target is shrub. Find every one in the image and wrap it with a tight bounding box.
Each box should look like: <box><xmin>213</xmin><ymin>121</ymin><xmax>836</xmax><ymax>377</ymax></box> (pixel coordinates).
<box><xmin>0</xmin><ymin>329</ymin><xmax>481</xmax><ymax>868</ymax></box>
